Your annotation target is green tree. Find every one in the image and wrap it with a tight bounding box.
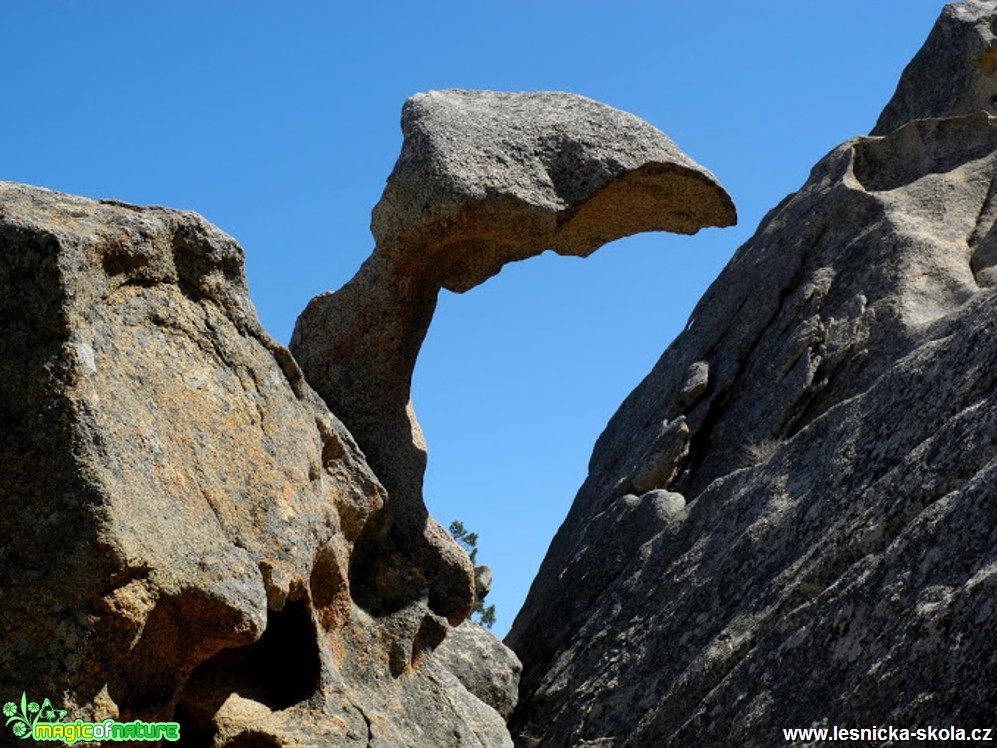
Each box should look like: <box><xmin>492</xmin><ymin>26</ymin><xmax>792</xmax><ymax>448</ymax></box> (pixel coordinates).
<box><xmin>449</xmin><ymin>520</ymin><xmax>496</xmax><ymax>629</ymax></box>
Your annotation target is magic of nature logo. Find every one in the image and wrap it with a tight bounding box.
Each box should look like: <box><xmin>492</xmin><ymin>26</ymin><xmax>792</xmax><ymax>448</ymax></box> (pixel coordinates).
<box><xmin>3</xmin><ymin>692</ymin><xmax>180</xmax><ymax>743</ymax></box>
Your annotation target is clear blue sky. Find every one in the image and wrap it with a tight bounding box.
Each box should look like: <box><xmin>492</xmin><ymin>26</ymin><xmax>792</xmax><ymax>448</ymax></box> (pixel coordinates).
<box><xmin>2</xmin><ymin>2</ymin><xmax>946</xmax><ymax>636</ymax></box>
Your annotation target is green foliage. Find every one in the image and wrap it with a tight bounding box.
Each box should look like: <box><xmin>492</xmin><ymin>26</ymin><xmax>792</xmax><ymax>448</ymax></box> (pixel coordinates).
<box><xmin>449</xmin><ymin>520</ymin><xmax>497</xmax><ymax>629</ymax></box>
<box><xmin>448</xmin><ymin>520</ymin><xmax>478</xmax><ymax>564</ymax></box>
<box><xmin>476</xmin><ymin>600</ymin><xmax>496</xmax><ymax>628</ymax></box>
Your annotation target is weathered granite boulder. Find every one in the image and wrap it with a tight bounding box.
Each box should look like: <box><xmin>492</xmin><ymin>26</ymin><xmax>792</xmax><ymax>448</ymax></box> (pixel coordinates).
<box><xmin>0</xmin><ymin>182</ymin><xmax>508</xmax><ymax>746</ymax></box>
<box><xmin>290</xmin><ymin>90</ymin><xmax>735</xmax><ymax>652</ymax></box>
<box><xmin>434</xmin><ymin>622</ymin><xmax>522</xmax><ymax>720</ymax></box>
<box><xmin>508</xmin><ymin>4</ymin><xmax>997</xmax><ymax>745</ymax></box>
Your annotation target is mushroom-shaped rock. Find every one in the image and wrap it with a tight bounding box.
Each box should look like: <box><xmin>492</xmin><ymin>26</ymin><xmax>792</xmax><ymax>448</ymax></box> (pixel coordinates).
<box><xmin>290</xmin><ymin>89</ymin><xmax>735</xmax><ymax>629</ymax></box>
<box><xmin>371</xmin><ymin>90</ymin><xmax>736</xmax><ymax>291</ymax></box>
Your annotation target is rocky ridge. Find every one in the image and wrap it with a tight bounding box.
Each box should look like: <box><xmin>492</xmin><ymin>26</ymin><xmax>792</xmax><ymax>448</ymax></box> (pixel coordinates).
<box><xmin>507</xmin><ymin>3</ymin><xmax>997</xmax><ymax>745</ymax></box>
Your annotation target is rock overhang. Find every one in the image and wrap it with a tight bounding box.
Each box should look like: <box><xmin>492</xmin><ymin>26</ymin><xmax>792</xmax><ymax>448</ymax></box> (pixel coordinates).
<box><xmin>370</xmin><ymin>89</ymin><xmax>736</xmax><ymax>293</ymax></box>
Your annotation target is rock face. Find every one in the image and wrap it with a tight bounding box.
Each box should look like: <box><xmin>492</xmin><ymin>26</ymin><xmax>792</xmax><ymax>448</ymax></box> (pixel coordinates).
<box><xmin>0</xmin><ymin>183</ymin><xmax>507</xmax><ymax>746</ymax></box>
<box><xmin>507</xmin><ymin>4</ymin><xmax>997</xmax><ymax>746</ymax></box>
<box><xmin>873</xmin><ymin>0</ymin><xmax>997</xmax><ymax>135</ymax></box>
<box><xmin>289</xmin><ymin>89</ymin><xmax>735</xmax><ymax>668</ymax></box>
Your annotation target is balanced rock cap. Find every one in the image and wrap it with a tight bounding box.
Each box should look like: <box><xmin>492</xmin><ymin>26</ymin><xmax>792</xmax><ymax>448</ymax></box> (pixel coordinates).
<box><xmin>370</xmin><ymin>89</ymin><xmax>737</xmax><ymax>292</ymax></box>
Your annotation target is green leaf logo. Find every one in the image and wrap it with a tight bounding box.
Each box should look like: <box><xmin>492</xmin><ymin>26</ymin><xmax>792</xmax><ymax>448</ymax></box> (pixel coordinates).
<box><xmin>4</xmin><ymin>692</ymin><xmax>64</xmax><ymax>740</ymax></box>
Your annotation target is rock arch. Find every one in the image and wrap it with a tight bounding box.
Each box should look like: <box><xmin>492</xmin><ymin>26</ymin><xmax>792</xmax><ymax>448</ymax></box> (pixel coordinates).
<box><xmin>289</xmin><ymin>89</ymin><xmax>735</xmax><ymax>632</ymax></box>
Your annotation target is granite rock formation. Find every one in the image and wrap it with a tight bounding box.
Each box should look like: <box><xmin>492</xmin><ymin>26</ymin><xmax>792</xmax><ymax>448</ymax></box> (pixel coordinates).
<box><xmin>507</xmin><ymin>4</ymin><xmax>997</xmax><ymax>746</ymax></box>
<box><xmin>0</xmin><ymin>183</ymin><xmax>509</xmax><ymax>746</ymax></box>
<box><xmin>289</xmin><ymin>89</ymin><xmax>734</xmax><ymax>675</ymax></box>
<box><xmin>0</xmin><ymin>90</ymin><xmax>734</xmax><ymax>747</ymax></box>
<box><xmin>435</xmin><ymin>622</ymin><xmax>522</xmax><ymax>721</ymax></box>
<box><xmin>874</xmin><ymin>0</ymin><xmax>997</xmax><ymax>135</ymax></box>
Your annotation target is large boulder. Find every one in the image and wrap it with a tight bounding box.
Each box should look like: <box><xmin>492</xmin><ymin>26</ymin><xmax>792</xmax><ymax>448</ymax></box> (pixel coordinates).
<box><xmin>508</xmin><ymin>4</ymin><xmax>997</xmax><ymax>746</ymax></box>
<box><xmin>0</xmin><ymin>182</ymin><xmax>508</xmax><ymax>746</ymax></box>
<box><xmin>434</xmin><ymin>622</ymin><xmax>522</xmax><ymax>721</ymax></box>
<box><xmin>290</xmin><ymin>90</ymin><xmax>735</xmax><ymax>646</ymax></box>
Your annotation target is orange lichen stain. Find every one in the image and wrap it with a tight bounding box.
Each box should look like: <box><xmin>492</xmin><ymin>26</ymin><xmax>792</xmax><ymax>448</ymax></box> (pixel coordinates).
<box><xmin>324</xmin><ymin>630</ymin><xmax>349</xmax><ymax>669</ymax></box>
<box><xmin>979</xmin><ymin>49</ymin><xmax>997</xmax><ymax>72</ymax></box>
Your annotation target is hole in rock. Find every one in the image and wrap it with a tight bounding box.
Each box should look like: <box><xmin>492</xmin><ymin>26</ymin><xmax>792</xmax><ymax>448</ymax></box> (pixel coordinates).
<box><xmin>348</xmin><ymin>510</ymin><xmax>428</xmax><ymax>618</ymax></box>
<box><xmin>174</xmin><ymin>599</ymin><xmax>321</xmax><ymax>746</ymax></box>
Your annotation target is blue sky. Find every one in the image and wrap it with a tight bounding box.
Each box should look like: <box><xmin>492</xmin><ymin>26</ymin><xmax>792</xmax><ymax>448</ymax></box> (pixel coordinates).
<box><xmin>3</xmin><ymin>2</ymin><xmax>946</xmax><ymax>636</ymax></box>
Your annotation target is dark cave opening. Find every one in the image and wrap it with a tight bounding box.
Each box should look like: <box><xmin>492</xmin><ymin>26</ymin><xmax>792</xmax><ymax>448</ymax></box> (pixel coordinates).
<box><xmin>174</xmin><ymin>598</ymin><xmax>321</xmax><ymax>747</ymax></box>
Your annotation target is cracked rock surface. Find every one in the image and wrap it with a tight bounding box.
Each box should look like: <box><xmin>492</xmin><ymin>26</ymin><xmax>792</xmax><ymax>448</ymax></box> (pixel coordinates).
<box><xmin>507</xmin><ymin>4</ymin><xmax>997</xmax><ymax>745</ymax></box>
